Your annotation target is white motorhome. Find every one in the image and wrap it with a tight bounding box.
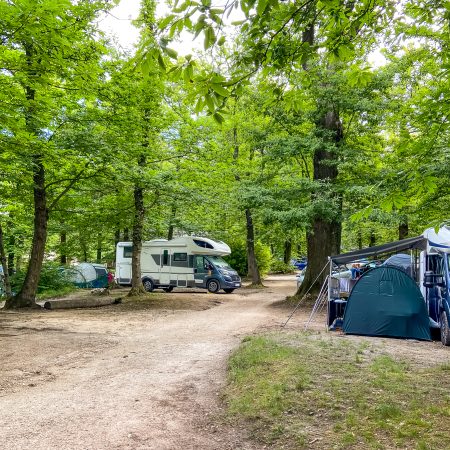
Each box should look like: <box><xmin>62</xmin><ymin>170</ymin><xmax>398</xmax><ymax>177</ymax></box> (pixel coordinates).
<box><xmin>115</xmin><ymin>236</ymin><xmax>241</xmax><ymax>294</ymax></box>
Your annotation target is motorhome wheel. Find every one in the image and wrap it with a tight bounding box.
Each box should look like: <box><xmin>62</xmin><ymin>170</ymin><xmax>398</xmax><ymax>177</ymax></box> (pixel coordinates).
<box><xmin>142</xmin><ymin>278</ymin><xmax>154</xmax><ymax>292</ymax></box>
<box><xmin>163</xmin><ymin>286</ymin><xmax>174</xmax><ymax>293</ymax></box>
<box><xmin>207</xmin><ymin>279</ymin><xmax>220</xmax><ymax>293</ymax></box>
<box><xmin>440</xmin><ymin>311</ymin><xmax>450</xmax><ymax>346</ymax></box>
<box><xmin>223</xmin><ymin>288</ymin><xmax>234</xmax><ymax>294</ymax></box>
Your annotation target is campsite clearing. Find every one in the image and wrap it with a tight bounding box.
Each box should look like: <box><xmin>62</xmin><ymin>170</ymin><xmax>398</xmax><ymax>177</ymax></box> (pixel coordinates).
<box><xmin>1</xmin><ymin>275</ymin><xmax>449</xmax><ymax>449</ymax></box>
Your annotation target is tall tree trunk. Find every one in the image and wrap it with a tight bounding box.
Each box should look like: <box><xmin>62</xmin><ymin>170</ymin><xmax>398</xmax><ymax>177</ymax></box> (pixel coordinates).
<box><xmin>399</xmin><ymin>219</ymin><xmax>408</xmax><ymax>240</ymax></box>
<box><xmin>96</xmin><ymin>234</ymin><xmax>102</xmax><ymax>263</ymax></box>
<box><xmin>114</xmin><ymin>228</ymin><xmax>120</xmax><ymax>265</ymax></box>
<box><xmin>7</xmin><ymin>222</ymin><xmax>15</xmax><ymax>276</ymax></box>
<box><xmin>167</xmin><ymin>204</ymin><xmax>176</xmax><ymax>240</ymax></box>
<box><xmin>246</xmin><ymin>208</ymin><xmax>262</xmax><ymax>285</ymax></box>
<box><xmin>123</xmin><ymin>228</ymin><xmax>130</xmax><ymax>241</ymax></box>
<box><xmin>0</xmin><ymin>224</ymin><xmax>12</xmax><ymax>298</ymax></box>
<box><xmin>7</xmin><ymin>156</ymin><xmax>47</xmax><ymax>308</ymax></box>
<box><xmin>357</xmin><ymin>229</ymin><xmax>363</xmax><ymax>249</ymax></box>
<box><xmin>60</xmin><ymin>231</ymin><xmax>67</xmax><ymax>265</ymax></box>
<box><xmin>6</xmin><ymin>44</ymin><xmax>47</xmax><ymax>308</ymax></box>
<box><xmin>283</xmin><ymin>240</ymin><xmax>292</xmax><ymax>264</ymax></box>
<box><xmin>232</xmin><ymin>124</ymin><xmax>262</xmax><ymax>286</ymax></box>
<box><xmin>297</xmin><ymin>109</ymin><xmax>343</xmax><ymax>296</ymax></box>
<box><xmin>369</xmin><ymin>230</ymin><xmax>376</xmax><ymax>247</ymax></box>
<box><xmin>129</xmin><ymin>154</ymin><xmax>146</xmax><ymax>296</ymax></box>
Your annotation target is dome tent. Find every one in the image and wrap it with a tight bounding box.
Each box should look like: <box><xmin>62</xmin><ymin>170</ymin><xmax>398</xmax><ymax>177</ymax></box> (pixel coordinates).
<box><xmin>343</xmin><ymin>266</ymin><xmax>430</xmax><ymax>340</ymax></box>
<box><xmin>66</xmin><ymin>263</ymin><xmax>108</xmax><ymax>289</ymax></box>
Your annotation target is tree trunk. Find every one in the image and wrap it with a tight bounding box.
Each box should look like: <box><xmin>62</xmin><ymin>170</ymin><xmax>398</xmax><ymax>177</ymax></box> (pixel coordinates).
<box><xmin>44</xmin><ymin>297</ymin><xmax>122</xmax><ymax>310</ymax></box>
<box><xmin>369</xmin><ymin>230</ymin><xmax>376</xmax><ymax>247</ymax></box>
<box><xmin>283</xmin><ymin>240</ymin><xmax>292</xmax><ymax>264</ymax></box>
<box><xmin>60</xmin><ymin>231</ymin><xmax>67</xmax><ymax>265</ymax></box>
<box><xmin>96</xmin><ymin>234</ymin><xmax>102</xmax><ymax>263</ymax></box>
<box><xmin>0</xmin><ymin>224</ymin><xmax>12</xmax><ymax>298</ymax></box>
<box><xmin>7</xmin><ymin>229</ymin><xmax>15</xmax><ymax>276</ymax></box>
<box><xmin>399</xmin><ymin>220</ymin><xmax>408</xmax><ymax>240</ymax></box>
<box><xmin>297</xmin><ymin>109</ymin><xmax>343</xmax><ymax>296</ymax></box>
<box><xmin>129</xmin><ymin>154</ymin><xmax>146</xmax><ymax>296</ymax></box>
<box><xmin>357</xmin><ymin>229</ymin><xmax>363</xmax><ymax>249</ymax></box>
<box><xmin>123</xmin><ymin>228</ymin><xmax>130</xmax><ymax>241</ymax></box>
<box><xmin>246</xmin><ymin>208</ymin><xmax>262</xmax><ymax>286</ymax></box>
<box><xmin>6</xmin><ymin>156</ymin><xmax>47</xmax><ymax>308</ymax></box>
<box><xmin>232</xmin><ymin>124</ymin><xmax>263</xmax><ymax>286</ymax></box>
<box><xmin>167</xmin><ymin>204</ymin><xmax>176</xmax><ymax>240</ymax></box>
<box><xmin>5</xmin><ymin>47</ymin><xmax>48</xmax><ymax>308</ymax></box>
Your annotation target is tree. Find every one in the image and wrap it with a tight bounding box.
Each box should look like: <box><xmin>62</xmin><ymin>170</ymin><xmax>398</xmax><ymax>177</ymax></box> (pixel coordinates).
<box><xmin>1</xmin><ymin>0</ymin><xmax>115</xmax><ymax>307</ymax></box>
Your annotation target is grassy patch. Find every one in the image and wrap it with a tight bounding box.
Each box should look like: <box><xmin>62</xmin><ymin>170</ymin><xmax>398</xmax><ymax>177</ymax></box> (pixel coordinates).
<box><xmin>36</xmin><ymin>285</ymin><xmax>78</xmax><ymax>300</ymax></box>
<box><xmin>224</xmin><ymin>333</ymin><xmax>450</xmax><ymax>449</ymax></box>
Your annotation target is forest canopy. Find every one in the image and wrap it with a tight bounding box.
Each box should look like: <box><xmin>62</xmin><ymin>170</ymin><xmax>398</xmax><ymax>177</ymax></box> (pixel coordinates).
<box><xmin>1</xmin><ymin>0</ymin><xmax>449</xmax><ymax>305</ymax></box>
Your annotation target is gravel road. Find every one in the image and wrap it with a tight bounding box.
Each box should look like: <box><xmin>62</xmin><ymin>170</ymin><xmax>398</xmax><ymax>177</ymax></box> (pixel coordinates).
<box><xmin>0</xmin><ymin>275</ymin><xmax>297</xmax><ymax>450</ymax></box>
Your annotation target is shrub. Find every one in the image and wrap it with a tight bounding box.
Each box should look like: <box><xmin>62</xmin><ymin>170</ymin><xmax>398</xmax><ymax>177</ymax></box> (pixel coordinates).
<box><xmin>10</xmin><ymin>262</ymin><xmax>75</xmax><ymax>295</ymax></box>
<box><xmin>225</xmin><ymin>239</ymin><xmax>272</xmax><ymax>277</ymax></box>
<box><xmin>270</xmin><ymin>259</ymin><xmax>296</xmax><ymax>274</ymax></box>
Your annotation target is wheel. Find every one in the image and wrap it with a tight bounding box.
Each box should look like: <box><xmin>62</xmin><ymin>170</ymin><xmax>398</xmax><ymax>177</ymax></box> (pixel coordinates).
<box><xmin>142</xmin><ymin>278</ymin><xmax>154</xmax><ymax>292</ymax></box>
<box><xmin>207</xmin><ymin>279</ymin><xmax>220</xmax><ymax>293</ymax></box>
<box><xmin>223</xmin><ymin>288</ymin><xmax>235</xmax><ymax>294</ymax></box>
<box><xmin>163</xmin><ymin>286</ymin><xmax>174</xmax><ymax>293</ymax></box>
<box><xmin>440</xmin><ymin>311</ymin><xmax>450</xmax><ymax>346</ymax></box>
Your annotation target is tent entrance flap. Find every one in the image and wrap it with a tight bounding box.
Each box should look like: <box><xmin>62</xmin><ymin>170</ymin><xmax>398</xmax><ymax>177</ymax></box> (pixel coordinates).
<box><xmin>330</xmin><ymin>236</ymin><xmax>427</xmax><ymax>265</ymax></box>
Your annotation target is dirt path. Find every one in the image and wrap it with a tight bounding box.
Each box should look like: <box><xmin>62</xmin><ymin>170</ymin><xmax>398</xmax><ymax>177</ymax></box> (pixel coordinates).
<box><xmin>0</xmin><ymin>275</ymin><xmax>298</xmax><ymax>450</ymax></box>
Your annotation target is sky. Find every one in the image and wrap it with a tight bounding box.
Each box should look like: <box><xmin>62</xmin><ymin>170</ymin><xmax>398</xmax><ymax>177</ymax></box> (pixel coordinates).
<box><xmin>99</xmin><ymin>0</ymin><xmax>201</xmax><ymax>54</ymax></box>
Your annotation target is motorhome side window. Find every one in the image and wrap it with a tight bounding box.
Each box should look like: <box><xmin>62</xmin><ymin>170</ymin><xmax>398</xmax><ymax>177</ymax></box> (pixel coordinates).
<box><xmin>123</xmin><ymin>246</ymin><xmax>133</xmax><ymax>258</ymax></box>
<box><xmin>163</xmin><ymin>250</ymin><xmax>169</xmax><ymax>265</ymax></box>
<box><xmin>173</xmin><ymin>253</ymin><xmax>187</xmax><ymax>261</ymax></box>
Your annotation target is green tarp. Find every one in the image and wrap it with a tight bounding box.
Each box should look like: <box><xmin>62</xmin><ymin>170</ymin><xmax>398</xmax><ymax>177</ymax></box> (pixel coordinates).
<box><xmin>343</xmin><ymin>266</ymin><xmax>431</xmax><ymax>340</ymax></box>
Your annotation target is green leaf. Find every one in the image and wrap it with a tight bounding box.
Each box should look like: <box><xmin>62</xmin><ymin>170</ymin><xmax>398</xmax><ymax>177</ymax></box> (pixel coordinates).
<box><xmin>213</xmin><ymin>112</ymin><xmax>224</xmax><ymax>124</ymax></box>
<box><xmin>256</xmin><ymin>0</ymin><xmax>269</xmax><ymax>16</ymax></box>
<box><xmin>157</xmin><ymin>53</ymin><xmax>166</xmax><ymax>71</ymax></box>
<box><xmin>158</xmin><ymin>14</ymin><xmax>175</xmax><ymax>30</ymax></box>
<box><xmin>211</xmin><ymin>83</ymin><xmax>229</xmax><ymax>97</ymax></box>
<box><xmin>165</xmin><ymin>48</ymin><xmax>178</xmax><ymax>59</ymax></box>
<box><xmin>205</xmin><ymin>94</ymin><xmax>215</xmax><ymax>112</ymax></box>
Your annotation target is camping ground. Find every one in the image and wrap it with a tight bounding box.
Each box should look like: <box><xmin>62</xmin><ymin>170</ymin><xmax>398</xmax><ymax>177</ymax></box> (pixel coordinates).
<box><xmin>1</xmin><ymin>275</ymin><xmax>450</xmax><ymax>450</ymax></box>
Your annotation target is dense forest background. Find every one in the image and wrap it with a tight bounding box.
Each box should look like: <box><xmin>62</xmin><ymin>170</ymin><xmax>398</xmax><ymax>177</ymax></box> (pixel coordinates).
<box><xmin>1</xmin><ymin>0</ymin><xmax>450</xmax><ymax>306</ymax></box>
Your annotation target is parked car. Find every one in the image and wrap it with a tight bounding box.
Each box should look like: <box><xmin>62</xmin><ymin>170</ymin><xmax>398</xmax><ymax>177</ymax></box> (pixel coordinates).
<box><xmin>291</xmin><ymin>258</ymin><xmax>307</xmax><ymax>271</ymax></box>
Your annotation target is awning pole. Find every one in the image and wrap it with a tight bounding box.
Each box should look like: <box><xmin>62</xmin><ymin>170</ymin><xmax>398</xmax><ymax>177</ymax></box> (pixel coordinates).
<box><xmin>281</xmin><ymin>260</ymin><xmax>330</xmax><ymax>328</ymax></box>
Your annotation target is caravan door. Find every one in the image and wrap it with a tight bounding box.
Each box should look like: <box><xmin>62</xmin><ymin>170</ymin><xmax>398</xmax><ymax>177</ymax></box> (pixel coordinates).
<box><xmin>193</xmin><ymin>256</ymin><xmax>209</xmax><ymax>287</ymax></box>
<box><xmin>159</xmin><ymin>249</ymin><xmax>171</xmax><ymax>285</ymax></box>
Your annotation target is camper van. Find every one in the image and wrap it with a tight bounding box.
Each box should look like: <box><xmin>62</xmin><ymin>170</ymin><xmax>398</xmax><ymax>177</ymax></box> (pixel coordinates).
<box><xmin>115</xmin><ymin>236</ymin><xmax>241</xmax><ymax>294</ymax></box>
<box><xmin>420</xmin><ymin>226</ymin><xmax>450</xmax><ymax>345</ymax></box>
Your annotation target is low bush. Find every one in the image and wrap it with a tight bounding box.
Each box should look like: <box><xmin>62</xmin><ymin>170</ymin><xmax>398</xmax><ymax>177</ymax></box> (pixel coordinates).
<box><xmin>225</xmin><ymin>239</ymin><xmax>272</xmax><ymax>277</ymax></box>
<box><xmin>10</xmin><ymin>262</ymin><xmax>77</xmax><ymax>298</ymax></box>
<box><xmin>269</xmin><ymin>259</ymin><xmax>296</xmax><ymax>274</ymax></box>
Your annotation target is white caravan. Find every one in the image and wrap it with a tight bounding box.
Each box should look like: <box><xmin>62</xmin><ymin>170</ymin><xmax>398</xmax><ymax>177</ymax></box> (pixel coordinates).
<box><xmin>115</xmin><ymin>236</ymin><xmax>241</xmax><ymax>294</ymax></box>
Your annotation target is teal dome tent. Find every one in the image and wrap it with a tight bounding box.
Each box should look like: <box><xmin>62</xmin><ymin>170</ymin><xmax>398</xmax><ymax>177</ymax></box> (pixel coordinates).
<box><xmin>343</xmin><ymin>266</ymin><xmax>431</xmax><ymax>340</ymax></box>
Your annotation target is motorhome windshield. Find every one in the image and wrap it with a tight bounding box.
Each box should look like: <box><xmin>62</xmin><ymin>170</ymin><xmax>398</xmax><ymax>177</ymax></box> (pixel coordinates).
<box><xmin>207</xmin><ymin>256</ymin><xmax>231</xmax><ymax>269</ymax></box>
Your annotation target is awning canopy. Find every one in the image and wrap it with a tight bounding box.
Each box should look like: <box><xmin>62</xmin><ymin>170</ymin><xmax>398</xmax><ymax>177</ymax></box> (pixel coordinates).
<box><xmin>330</xmin><ymin>235</ymin><xmax>427</xmax><ymax>265</ymax></box>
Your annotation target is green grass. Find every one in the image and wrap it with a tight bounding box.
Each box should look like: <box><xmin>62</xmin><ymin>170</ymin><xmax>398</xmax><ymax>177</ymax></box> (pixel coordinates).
<box><xmin>223</xmin><ymin>333</ymin><xmax>450</xmax><ymax>449</ymax></box>
<box><xmin>36</xmin><ymin>285</ymin><xmax>79</xmax><ymax>300</ymax></box>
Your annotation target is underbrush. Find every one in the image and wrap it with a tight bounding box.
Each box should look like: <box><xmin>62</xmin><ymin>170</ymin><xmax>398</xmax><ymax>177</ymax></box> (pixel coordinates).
<box><xmin>224</xmin><ymin>333</ymin><xmax>450</xmax><ymax>449</ymax></box>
